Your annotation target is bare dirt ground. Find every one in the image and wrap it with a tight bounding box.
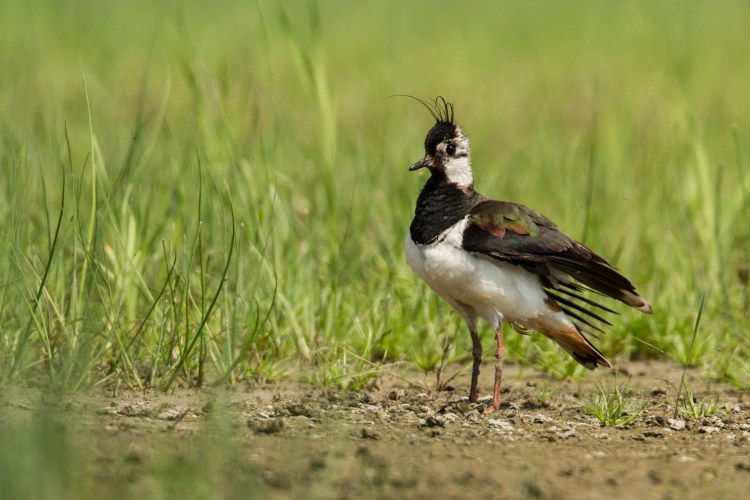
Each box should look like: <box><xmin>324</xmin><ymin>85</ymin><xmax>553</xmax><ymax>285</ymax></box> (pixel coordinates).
<box><xmin>3</xmin><ymin>360</ymin><xmax>750</xmax><ymax>499</ymax></box>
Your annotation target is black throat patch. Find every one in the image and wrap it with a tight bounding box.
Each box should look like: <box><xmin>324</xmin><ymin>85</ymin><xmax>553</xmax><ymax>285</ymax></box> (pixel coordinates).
<box><xmin>410</xmin><ymin>171</ymin><xmax>479</xmax><ymax>245</ymax></box>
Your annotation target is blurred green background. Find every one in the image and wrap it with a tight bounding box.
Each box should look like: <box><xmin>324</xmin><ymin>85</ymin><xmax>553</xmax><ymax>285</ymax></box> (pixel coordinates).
<box><xmin>1</xmin><ymin>0</ymin><xmax>749</xmax><ymax>391</ymax></box>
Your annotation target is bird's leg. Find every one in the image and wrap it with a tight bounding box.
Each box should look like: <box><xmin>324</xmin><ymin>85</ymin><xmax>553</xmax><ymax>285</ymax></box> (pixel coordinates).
<box><xmin>469</xmin><ymin>326</ymin><xmax>482</xmax><ymax>404</ymax></box>
<box><xmin>486</xmin><ymin>323</ymin><xmax>505</xmax><ymax>413</ymax></box>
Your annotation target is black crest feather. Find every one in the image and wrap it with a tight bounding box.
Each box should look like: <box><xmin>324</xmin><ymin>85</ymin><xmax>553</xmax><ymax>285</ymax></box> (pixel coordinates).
<box><xmin>393</xmin><ymin>95</ymin><xmax>454</xmax><ymax>125</ymax></box>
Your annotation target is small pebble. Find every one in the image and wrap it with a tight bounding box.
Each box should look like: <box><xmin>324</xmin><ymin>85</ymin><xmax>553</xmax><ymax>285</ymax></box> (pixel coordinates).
<box><xmin>487</xmin><ymin>419</ymin><xmax>514</xmax><ymax>432</ymax></box>
<box><xmin>157</xmin><ymin>408</ymin><xmax>186</xmax><ymax>421</ymax></box>
<box><xmin>250</xmin><ymin>418</ymin><xmax>284</xmax><ymax>434</ymax></box>
<box><xmin>533</xmin><ymin>414</ymin><xmax>552</xmax><ymax>424</ymax></box>
<box><xmin>667</xmin><ymin>419</ymin><xmax>686</xmax><ymax>431</ymax></box>
<box><xmin>699</xmin><ymin>426</ymin><xmax>720</xmax><ymax>434</ymax></box>
<box><xmin>557</xmin><ymin>428</ymin><xmax>576</xmax><ymax>439</ymax></box>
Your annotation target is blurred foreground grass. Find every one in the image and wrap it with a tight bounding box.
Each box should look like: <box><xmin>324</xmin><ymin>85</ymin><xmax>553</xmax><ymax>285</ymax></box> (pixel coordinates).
<box><xmin>0</xmin><ymin>390</ymin><xmax>263</xmax><ymax>499</ymax></box>
<box><xmin>1</xmin><ymin>0</ymin><xmax>749</xmax><ymax>392</ymax></box>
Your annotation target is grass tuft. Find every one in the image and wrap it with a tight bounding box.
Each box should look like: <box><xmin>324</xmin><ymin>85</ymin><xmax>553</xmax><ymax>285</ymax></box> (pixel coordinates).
<box><xmin>583</xmin><ymin>378</ymin><xmax>645</xmax><ymax>427</ymax></box>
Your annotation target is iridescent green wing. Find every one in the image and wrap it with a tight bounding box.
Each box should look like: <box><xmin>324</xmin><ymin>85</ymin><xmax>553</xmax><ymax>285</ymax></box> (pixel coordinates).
<box><xmin>463</xmin><ymin>199</ymin><xmax>651</xmax><ymax>333</ymax></box>
<box><xmin>464</xmin><ymin>200</ymin><xmax>574</xmax><ymax>258</ymax></box>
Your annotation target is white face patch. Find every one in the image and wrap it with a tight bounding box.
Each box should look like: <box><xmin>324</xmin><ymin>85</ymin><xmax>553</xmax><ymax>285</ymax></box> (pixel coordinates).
<box><xmin>439</xmin><ymin>128</ymin><xmax>473</xmax><ymax>188</ymax></box>
<box><xmin>443</xmin><ymin>154</ymin><xmax>473</xmax><ymax>188</ymax></box>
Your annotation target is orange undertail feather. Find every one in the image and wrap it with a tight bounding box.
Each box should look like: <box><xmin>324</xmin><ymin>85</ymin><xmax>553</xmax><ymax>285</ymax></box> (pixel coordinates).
<box><xmin>529</xmin><ymin>284</ymin><xmax>651</xmax><ymax>369</ymax></box>
<box><xmin>523</xmin><ymin>315</ymin><xmax>612</xmax><ymax>370</ymax></box>
<box><xmin>547</xmin><ymin>323</ymin><xmax>612</xmax><ymax>370</ymax></box>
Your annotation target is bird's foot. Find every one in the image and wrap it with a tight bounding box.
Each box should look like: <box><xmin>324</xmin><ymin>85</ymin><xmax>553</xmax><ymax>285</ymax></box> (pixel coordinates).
<box><xmin>482</xmin><ymin>395</ymin><xmax>501</xmax><ymax>414</ymax></box>
<box><xmin>482</xmin><ymin>404</ymin><xmax>499</xmax><ymax>415</ymax></box>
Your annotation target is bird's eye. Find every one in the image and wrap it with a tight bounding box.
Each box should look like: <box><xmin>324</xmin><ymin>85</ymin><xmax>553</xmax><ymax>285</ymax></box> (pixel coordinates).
<box><xmin>446</xmin><ymin>144</ymin><xmax>456</xmax><ymax>156</ymax></box>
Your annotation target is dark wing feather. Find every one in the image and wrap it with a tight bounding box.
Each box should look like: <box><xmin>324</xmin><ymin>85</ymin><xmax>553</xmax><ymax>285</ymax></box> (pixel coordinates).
<box><xmin>462</xmin><ymin>200</ymin><xmax>652</xmax><ymax>327</ymax></box>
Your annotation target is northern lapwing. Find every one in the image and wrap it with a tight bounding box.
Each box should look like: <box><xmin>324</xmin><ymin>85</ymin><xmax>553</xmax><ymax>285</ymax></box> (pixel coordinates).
<box><xmin>404</xmin><ymin>97</ymin><xmax>652</xmax><ymax>413</ymax></box>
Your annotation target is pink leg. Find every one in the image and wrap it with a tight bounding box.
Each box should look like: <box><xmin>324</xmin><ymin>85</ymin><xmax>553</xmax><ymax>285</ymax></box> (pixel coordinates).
<box><xmin>485</xmin><ymin>326</ymin><xmax>505</xmax><ymax>413</ymax></box>
<box><xmin>469</xmin><ymin>327</ymin><xmax>482</xmax><ymax>403</ymax></box>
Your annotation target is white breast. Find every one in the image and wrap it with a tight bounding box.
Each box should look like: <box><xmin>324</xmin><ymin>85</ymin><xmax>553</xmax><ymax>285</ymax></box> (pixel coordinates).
<box><xmin>405</xmin><ymin>219</ymin><xmax>549</xmax><ymax>324</ymax></box>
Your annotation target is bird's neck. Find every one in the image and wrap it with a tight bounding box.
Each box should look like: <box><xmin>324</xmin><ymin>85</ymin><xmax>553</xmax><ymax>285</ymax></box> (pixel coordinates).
<box><xmin>410</xmin><ymin>173</ymin><xmax>479</xmax><ymax>245</ymax></box>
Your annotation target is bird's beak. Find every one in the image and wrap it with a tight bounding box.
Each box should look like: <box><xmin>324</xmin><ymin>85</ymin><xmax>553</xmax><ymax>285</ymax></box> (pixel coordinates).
<box><xmin>409</xmin><ymin>156</ymin><xmax>431</xmax><ymax>171</ymax></box>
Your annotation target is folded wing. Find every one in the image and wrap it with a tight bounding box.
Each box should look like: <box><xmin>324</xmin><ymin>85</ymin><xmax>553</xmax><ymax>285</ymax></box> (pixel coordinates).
<box><xmin>462</xmin><ymin>199</ymin><xmax>652</xmax><ymax>335</ymax></box>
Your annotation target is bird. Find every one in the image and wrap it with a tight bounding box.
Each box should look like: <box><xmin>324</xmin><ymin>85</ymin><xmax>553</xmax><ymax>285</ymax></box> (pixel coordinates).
<box><xmin>403</xmin><ymin>96</ymin><xmax>652</xmax><ymax>413</ymax></box>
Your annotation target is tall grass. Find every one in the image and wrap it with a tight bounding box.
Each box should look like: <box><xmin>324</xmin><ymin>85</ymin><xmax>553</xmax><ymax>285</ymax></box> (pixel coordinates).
<box><xmin>0</xmin><ymin>0</ymin><xmax>749</xmax><ymax>391</ymax></box>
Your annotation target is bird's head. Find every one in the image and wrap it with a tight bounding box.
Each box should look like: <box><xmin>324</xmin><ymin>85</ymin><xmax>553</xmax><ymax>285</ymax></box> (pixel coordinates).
<box><xmin>407</xmin><ymin>96</ymin><xmax>473</xmax><ymax>189</ymax></box>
